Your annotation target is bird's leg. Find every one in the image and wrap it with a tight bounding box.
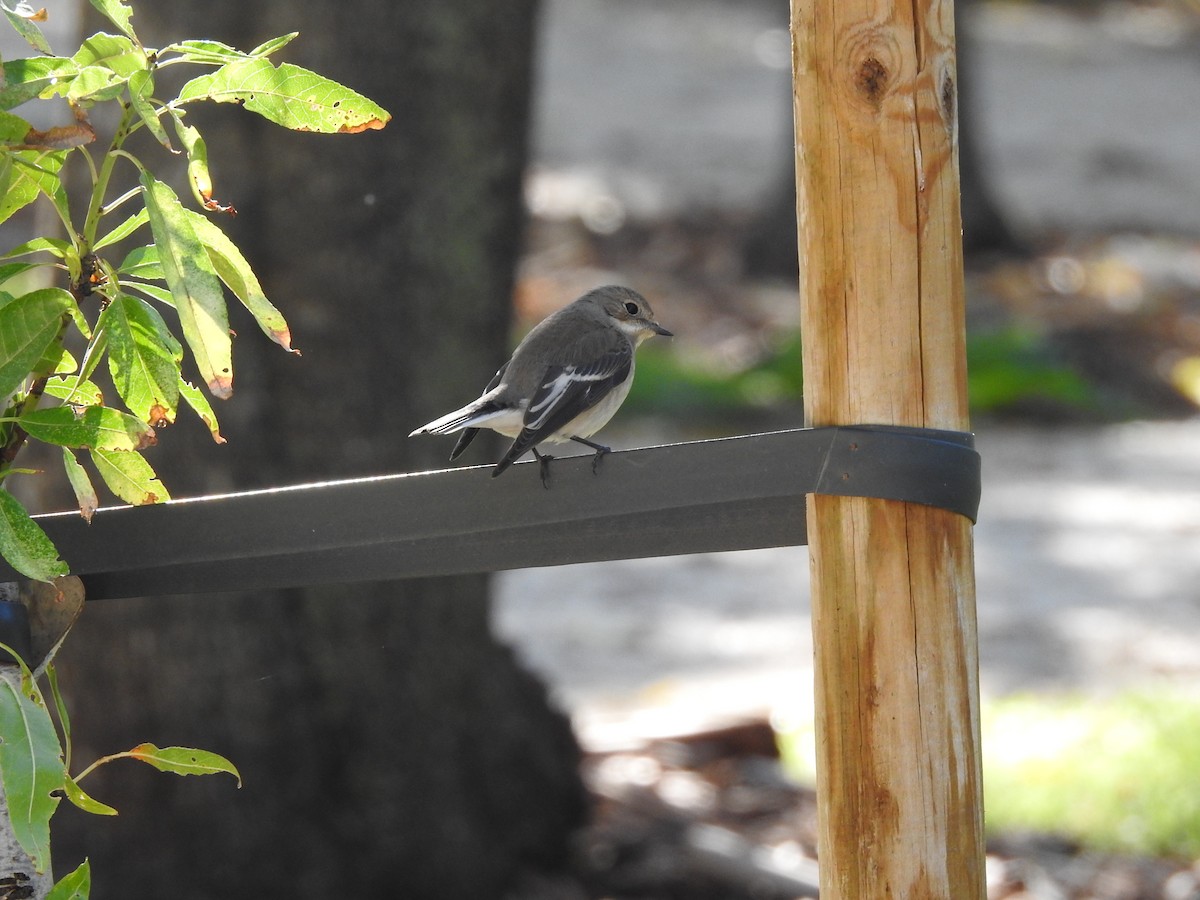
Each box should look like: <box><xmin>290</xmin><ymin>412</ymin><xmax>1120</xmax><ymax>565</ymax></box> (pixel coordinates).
<box><xmin>531</xmin><ymin>447</ymin><xmax>554</xmax><ymax>489</ymax></box>
<box><xmin>570</xmin><ymin>436</ymin><xmax>611</xmax><ymax>474</ymax></box>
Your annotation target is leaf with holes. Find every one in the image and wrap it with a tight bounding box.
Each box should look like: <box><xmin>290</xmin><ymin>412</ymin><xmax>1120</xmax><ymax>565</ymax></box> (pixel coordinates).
<box><xmin>176</xmin><ymin>58</ymin><xmax>389</xmax><ymax>134</ymax></box>
<box><xmin>127</xmin><ymin>743</ymin><xmax>241</xmax><ymax>785</ymax></box>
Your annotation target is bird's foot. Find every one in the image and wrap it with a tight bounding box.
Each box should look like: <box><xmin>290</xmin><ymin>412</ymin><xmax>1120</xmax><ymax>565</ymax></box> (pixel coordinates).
<box><xmin>569</xmin><ymin>436</ymin><xmax>611</xmax><ymax>475</ymax></box>
<box><xmin>532</xmin><ymin>449</ymin><xmax>554</xmax><ymax>489</ymax></box>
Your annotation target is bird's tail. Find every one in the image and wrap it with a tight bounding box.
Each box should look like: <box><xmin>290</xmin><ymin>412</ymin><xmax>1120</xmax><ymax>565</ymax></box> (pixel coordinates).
<box><xmin>409</xmin><ymin>400</ymin><xmax>505</xmax><ymax>437</ymax></box>
<box><xmin>490</xmin><ymin>428</ymin><xmax>539</xmax><ymax>478</ymax></box>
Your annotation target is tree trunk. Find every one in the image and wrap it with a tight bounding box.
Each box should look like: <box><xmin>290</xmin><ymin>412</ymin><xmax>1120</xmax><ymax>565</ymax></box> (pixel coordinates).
<box><xmin>53</xmin><ymin>3</ymin><xmax>587</xmax><ymax>897</ymax></box>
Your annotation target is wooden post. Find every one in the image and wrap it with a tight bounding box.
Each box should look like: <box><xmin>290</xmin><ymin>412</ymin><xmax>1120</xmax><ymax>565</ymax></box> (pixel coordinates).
<box><xmin>791</xmin><ymin>0</ymin><xmax>985</xmax><ymax>897</ymax></box>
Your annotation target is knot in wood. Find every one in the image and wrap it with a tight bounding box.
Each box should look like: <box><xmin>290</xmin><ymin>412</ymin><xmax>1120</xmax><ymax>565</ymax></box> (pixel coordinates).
<box><xmin>837</xmin><ymin>23</ymin><xmax>902</xmax><ymax>114</ymax></box>
<box><xmin>940</xmin><ymin>68</ymin><xmax>957</xmax><ymax>130</ymax></box>
<box><xmin>855</xmin><ymin>56</ymin><xmax>889</xmax><ymax>107</ymax></box>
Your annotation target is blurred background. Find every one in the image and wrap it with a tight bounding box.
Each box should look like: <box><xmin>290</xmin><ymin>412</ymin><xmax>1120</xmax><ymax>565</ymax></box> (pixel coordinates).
<box><xmin>5</xmin><ymin>0</ymin><xmax>1200</xmax><ymax>897</ymax></box>
<box><xmin>496</xmin><ymin>1</ymin><xmax>1200</xmax><ymax>896</ymax></box>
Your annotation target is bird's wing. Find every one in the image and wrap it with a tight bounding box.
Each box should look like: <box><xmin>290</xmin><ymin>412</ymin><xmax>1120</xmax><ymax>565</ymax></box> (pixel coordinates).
<box><xmin>492</xmin><ymin>344</ymin><xmax>632</xmax><ymax>477</ymax></box>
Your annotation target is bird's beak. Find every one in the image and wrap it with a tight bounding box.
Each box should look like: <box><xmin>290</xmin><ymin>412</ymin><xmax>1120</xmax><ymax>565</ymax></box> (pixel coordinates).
<box><xmin>651</xmin><ymin>322</ymin><xmax>673</xmax><ymax>337</ymax></box>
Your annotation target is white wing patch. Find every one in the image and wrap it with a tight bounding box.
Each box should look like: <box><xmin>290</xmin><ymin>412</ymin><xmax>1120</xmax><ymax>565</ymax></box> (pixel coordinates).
<box><xmin>525</xmin><ymin>365</ymin><xmax>613</xmax><ymax>431</ymax></box>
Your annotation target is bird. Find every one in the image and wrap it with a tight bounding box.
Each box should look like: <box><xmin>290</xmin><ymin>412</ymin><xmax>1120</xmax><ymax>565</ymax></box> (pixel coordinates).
<box><xmin>409</xmin><ymin>285</ymin><xmax>672</xmax><ymax>486</ymax></box>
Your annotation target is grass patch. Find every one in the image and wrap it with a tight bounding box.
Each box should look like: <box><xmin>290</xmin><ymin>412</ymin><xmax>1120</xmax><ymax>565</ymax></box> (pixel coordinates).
<box><xmin>777</xmin><ymin>692</ymin><xmax>1200</xmax><ymax>858</ymax></box>
<box><xmin>625</xmin><ymin>326</ymin><xmax>1099</xmax><ymax>418</ymax></box>
<box><xmin>983</xmin><ymin>692</ymin><xmax>1200</xmax><ymax>857</ymax></box>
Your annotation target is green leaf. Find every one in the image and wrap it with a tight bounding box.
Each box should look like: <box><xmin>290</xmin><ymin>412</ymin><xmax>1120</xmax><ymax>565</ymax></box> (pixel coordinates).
<box><xmin>178</xmin><ymin>377</ymin><xmax>225</xmax><ymax>444</ymax></box>
<box><xmin>117</xmin><ymin>244</ymin><xmax>163</xmax><ymax>280</ymax></box>
<box><xmin>20</xmin><ymin>405</ymin><xmax>156</xmax><ymax>451</ymax></box>
<box><xmin>65</xmin><ymin>65</ymin><xmax>129</xmax><ymax>105</ymax></box>
<box><xmin>89</xmin><ymin>447</ymin><xmax>168</xmax><ymax>504</ymax></box>
<box><xmin>101</xmin><ymin>293</ymin><xmax>182</xmax><ymax>424</ymax></box>
<box><xmin>87</xmin><ymin>0</ymin><xmax>138</xmax><ymax>43</ymax></box>
<box><xmin>159</xmin><ymin>33</ymin><xmax>296</xmax><ymax>65</ymax></box>
<box><xmin>0</xmin><ymin>287</ymin><xmax>73</xmax><ymax>398</ymax></box>
<box><xmin>0</xmin><ymin>109</ymin><xmax>31</xmax><ymax>144</ymax></box>
<box><xmin>125</xmin><ymin>281</ymin><xmax>175</xmax><ymax>309</ymax></box>
<box><xmin>0</xmin><ymin>489</ymin><xmax>68</xmax><ymax>581</ymax></box>
<box><xmin>0</xmin><ymin>151</ymin><xmax>66</xmax><ymax>228</ymax></box>
<box><xmin>94</xmin><ymin>208</ymin><xmax>149</xmax><ymax>251</ymax></box>
<box><xmin>61</xmin><ymin>448</ymin><xmax>98</xmax><ymax>523</ymax></box>
<box><xmin>0</xmin><ymin>659</ymin><xmax>65</xmax><ymax>873</ymax></box>
<box><xmin>0</xmin><ymin>261</ymin><xmax>39</xmax><ymax>285</ymax></box>
<box><xmin>179</xmin><ymin>208</ymin><xmax>294</xmax><ymax>351</ymax></box>
<box><xmin>2</xmin><ymin>1</ymin><xmax>54</xmax><ymax>55</ymax></box>
<box><xmin>28</xmin><ymin>153</ymin><xmax>73</xmax><ymax>231</ymax></box>
<box><xmin>161</xmin><ymin>39</ymin><xmax>252</xmax><ymax>66</ymax></box>
<box><xmin>63</xmin><ymin>775</ymin><xmax>117</xmax><ymax>816</ymax></box>
<box><xmin>43</xmin><ymin>375</ymin><xmax>105</xmax><ymax>406</ymax></box>
<box><xmin>0</xmin><ymin>109</ymin><xmax>33</xmax><ymax>143</ymax></box>
<box><xmin>127</xmin><ymin>743</ymin><xmax>241</xmax><ymax>786</ymax></box>
<box><xmin>248</xmin><ymin>32</ymin><xmax>299</xmax><ymax>58</ymax></box>
<box><xmin>44</xmin><ymin>665</ymin><xmax>71</xmax><ymax>768</ymax></box>
<box><xmin>0</xmin><ymin>57</ymin><xmax>76</xmax><ymax>111</ymax></box>
<box><xmin>1</xmin><ymin>236</ymin><xmax>72</xmax><ymax>261</ymax></box>
<box><xmin>73</xmin><ymin>32</ymin><xmax>148</xmax><ymax>78</ymax></box>
<box><xmin>47</xmin><ymin>858</ymin><xmax>91</xmax><ymax>900</ymax></box>
<box><xmin>176</xmin><ymin>59</ymin><xmax>391</xmax><ymax>134</ymax></box>
<box><xmin>140</xmin><ymin>173</ymin><xmax>232</xmax><ymax>398</ymax></box>
<box><xmin>32</xmin><ymin>341</ymin><xmax>76</xmax><ymax>380</ymax></box>
<box><xmin>127</xmin><ymin>69</ymin><xmax>171</xmax><ymax>149</ymax></box>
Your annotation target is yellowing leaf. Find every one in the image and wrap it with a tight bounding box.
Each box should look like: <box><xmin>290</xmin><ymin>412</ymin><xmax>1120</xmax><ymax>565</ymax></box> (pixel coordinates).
<box><xmin>179</xmin><ymin>208</ymin><xmax>293</xmax><ymax>351</ymax></box>
<box><xmin>89</xmin><ymin>447</ymin><xmax>168</xmax><ymax>505</ymax></box>
<box><xmin>61</xmin><ymin>448</ymin><xmax>98</xmax><ymax>523</ymax></box>
<box><xmin>140</xmin><ymin>173</ymin><xmax>232</xmax><ymax>399</ymax></box>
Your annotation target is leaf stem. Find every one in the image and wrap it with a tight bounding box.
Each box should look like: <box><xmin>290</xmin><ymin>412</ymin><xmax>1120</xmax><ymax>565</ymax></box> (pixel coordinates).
<box><xmin>81</xmin><ymin>102</ymin><xmax>138</xmax><ymax>251</ymax></box>
<box><xmin>73</xmin><ymin>750</ymin><xmax>135</xmax><ymax>784</ymax></box>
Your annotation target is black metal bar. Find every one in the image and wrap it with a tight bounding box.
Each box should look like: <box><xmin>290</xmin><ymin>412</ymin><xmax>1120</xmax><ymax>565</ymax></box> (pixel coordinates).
<box><xmin>1</xmin><ymin>427</ymin><xmax>979</xmax><ymax>599</ymax></box>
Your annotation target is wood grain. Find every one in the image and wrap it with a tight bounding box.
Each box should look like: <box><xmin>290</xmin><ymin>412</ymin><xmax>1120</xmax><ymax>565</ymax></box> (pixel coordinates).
<box><xmin>792</xmin><ymin>0</ymin><xmax>985</xmax><ymax>895</ymax></box>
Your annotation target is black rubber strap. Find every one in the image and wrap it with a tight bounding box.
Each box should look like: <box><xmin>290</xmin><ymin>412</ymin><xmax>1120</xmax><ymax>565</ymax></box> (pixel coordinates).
<box><xmin>810</xmin><ymin>425</ymin><xmax>980</xmax><ymax>522</ymax></box>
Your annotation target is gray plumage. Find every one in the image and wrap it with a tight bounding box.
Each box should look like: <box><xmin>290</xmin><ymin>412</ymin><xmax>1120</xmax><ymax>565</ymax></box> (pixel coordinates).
<box><xmin>409</xmin><ymin>285</ymin><xmax>671</xmax><ymax>482</ymax></box>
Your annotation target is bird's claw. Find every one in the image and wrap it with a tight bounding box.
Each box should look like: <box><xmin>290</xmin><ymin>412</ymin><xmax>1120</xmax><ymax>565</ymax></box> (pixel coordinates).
<box><xmin>536</xmin><ymin>452</ymin><xmax>554</xmax><ymax>489</ymax></box>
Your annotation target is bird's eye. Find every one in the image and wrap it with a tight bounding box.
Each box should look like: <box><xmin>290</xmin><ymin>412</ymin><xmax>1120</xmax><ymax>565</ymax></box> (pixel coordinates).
<box><xmin>624</xmin><ymin>302</ymin><xmax>640</xmax><ymax>315</ymax></box>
